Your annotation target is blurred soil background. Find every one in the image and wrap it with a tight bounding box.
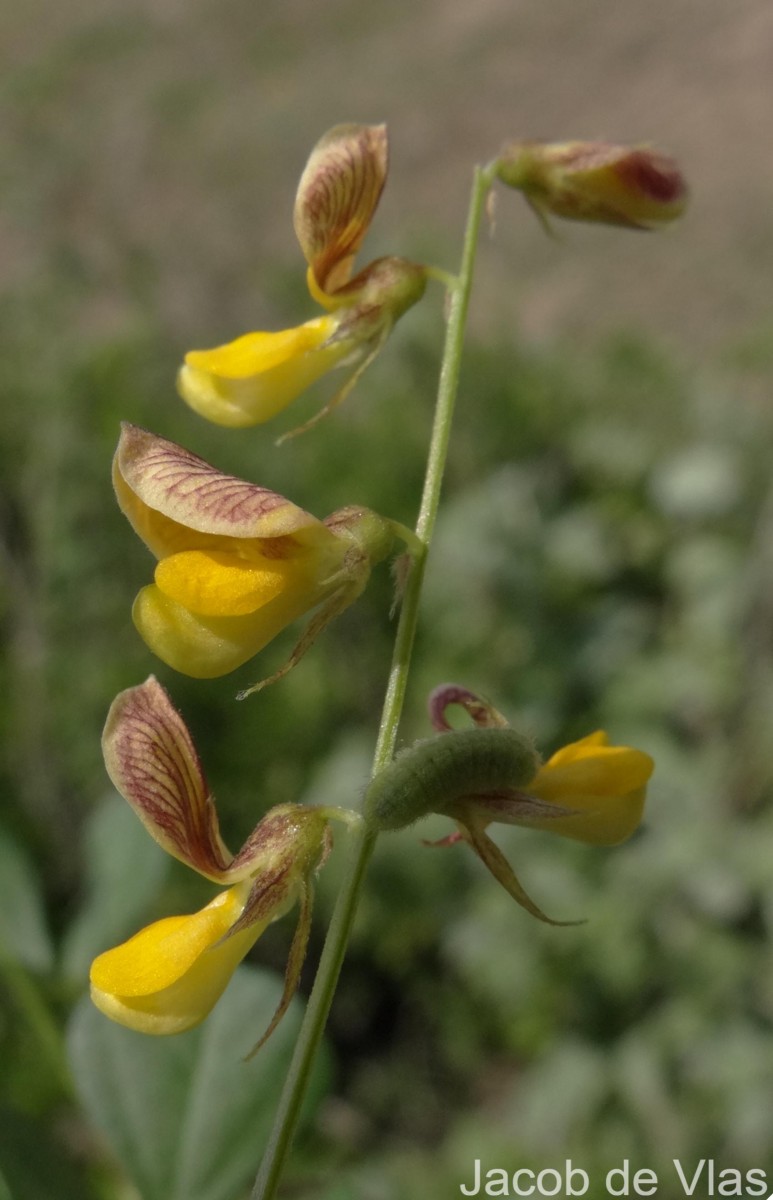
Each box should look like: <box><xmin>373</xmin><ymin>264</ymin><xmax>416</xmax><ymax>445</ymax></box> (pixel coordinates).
<box><xmin>4</xmin><ymin>0</ymin><xmax>773</xmax><ymax>350</ymax></box>
<box><xmin>3</xmin><ymin>1</ymin><xmax>773</xmax><ymax>1198</ymax></box>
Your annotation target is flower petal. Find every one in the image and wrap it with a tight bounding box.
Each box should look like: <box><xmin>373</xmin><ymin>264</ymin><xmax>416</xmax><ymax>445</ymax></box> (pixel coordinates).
<box><xmin>185</xmin><ymin>320</ymin><xmax>335</xmax><ymax>378</ymax></box>
<box><xmin>102</xmin><ymin>677</ymin><xmax>232</xmax><ymax>879</ymax></box>
<box><xmin>526</xmin><ymin>731</ymin><xmax>654</xmax><ymax>846</ymax></box>
<box><xmin>132</xmin><ymin>580</ymin><xmax>332</xmax><ymax>679</ymax></box>
<box><xmin>90</xmin><ymin>889</ymin><xmax>263</xmax><ymax>1035</ymax></box>
<box><xmin>294</xmin><ymin>123</ymin><xmax>388</xmax><ymax>296</ymax></box>
<box><xmin>154</xmin><ymin>548</ymin><xmax>310</xmax><ymax>618</ymax></box>
<box><xmin>532</xmin><ymin>732</ymin><xmax>654</xmax><ymax>798</ymax></box>
<box><xmin>113</xmin><ymin>453</ymin><xmax>220</xmax><ymax>562</ymax></box>
<box><xmin>116</xmin><ymin>424</ymin><xmax>327</xmax><ymax>543</ymax></box>
<box><xmin>90</xmin><ymin>889</ymin><xmax>241</xmax><ymax>996</ymax></box>
<box><xmin>177</xmin><ymin>317</ymin><xmax>358</xmax><ymax>428</ymax></box>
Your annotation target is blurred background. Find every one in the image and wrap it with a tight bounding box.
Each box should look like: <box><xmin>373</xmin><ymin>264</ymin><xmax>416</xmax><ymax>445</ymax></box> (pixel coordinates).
<box><xmin>3</xmin><ymin>1</ymin><xmax>773</xmax><ymax>1197</ymax></box>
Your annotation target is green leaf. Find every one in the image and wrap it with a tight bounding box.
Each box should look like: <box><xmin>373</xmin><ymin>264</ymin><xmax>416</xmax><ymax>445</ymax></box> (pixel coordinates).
<box><xmin>67</xmin><ymin>964</ymin><xmax>330</xmax><ymax>1200</ymax></box>
<box><xmin>60</xmin><ymin>791</ymin><xmax>169</xmax><ymax>981</ymax></box>
<box><xmin>0</xmin><ymin>826</ymin><xmax>53</xmax><ymax>973</ymax></box>
<box><xmin>0</xmin><ymin>1109</ymin><xmax>90</xmax><ymax>1200</ymax></box>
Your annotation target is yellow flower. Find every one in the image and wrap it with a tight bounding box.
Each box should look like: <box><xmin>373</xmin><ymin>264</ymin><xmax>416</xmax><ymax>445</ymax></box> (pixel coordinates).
<box><xmin>495</xmin><ymin>139</ymin><xmax>688</xmax><ymax>232</ymax></box>
<box><xmin>177</xmin><ymin>123</ymin><xmax>428</xmax><ymax>436</ymax></box>
<box><xmin>452</xmin><ymin>722</ymin><xmax>653</xmax><ymax>924</ymax></box>
<box><xmin>368</xmin><ymin>684</ymin><xmax>654</xmax><ymax>925</ymax></box>
<box><xmin>522</xmin><ymin>730</ymin><xmax>652</xmax><ymax>846</ymax></box>
<box><xmin>91</xmin><ymin>677</ymin><xmax>354</xmax><ymax>1043</ymax></box>
<box><xmin>114</xmin><ymin>423</ymin><xmax>410</xmax><ymax>690</ymax></box>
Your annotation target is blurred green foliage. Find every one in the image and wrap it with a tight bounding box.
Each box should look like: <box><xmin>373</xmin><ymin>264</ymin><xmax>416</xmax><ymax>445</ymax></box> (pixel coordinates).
<box><xmin>3</xmin><ymin>0</ymin><xmax>772</xmax><ymax>1193</ymax></box>
<box><xmin>3</xmin><ymin>253</ymin><xmax>773</xmax><ymax>1197</ymax></box>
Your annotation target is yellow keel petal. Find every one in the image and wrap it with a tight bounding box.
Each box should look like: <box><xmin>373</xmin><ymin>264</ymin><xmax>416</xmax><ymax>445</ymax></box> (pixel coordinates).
<box><xmin>90</xmin><ymin>891</ymin><xmax>263</xmax><ymax>1035</ymax></box>
<box><xmin>154</xmin><ymin>548</ymin><xmax>304</xmax><ymax>617</ymax></box>
<box><xmin>91</xmin><ymin>890</ymin><xmax>241</xmax><ymax>996</ymax></box>
<box><xmin>132</xmin><ymin>582</ymin><xmax>321</xmax><ymax>678</ymax></box>
<box><xmin>177</xmin><ymin>318</ymin><xmax>354</xmax><ymax>427</ymax></box>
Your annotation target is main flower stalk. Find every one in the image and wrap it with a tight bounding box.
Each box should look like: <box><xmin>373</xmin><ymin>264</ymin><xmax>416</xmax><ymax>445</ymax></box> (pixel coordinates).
<box><xmin>250</xmin><ymin>161</ymin><xmax>497</xmax><ymax>1200</ymax></box>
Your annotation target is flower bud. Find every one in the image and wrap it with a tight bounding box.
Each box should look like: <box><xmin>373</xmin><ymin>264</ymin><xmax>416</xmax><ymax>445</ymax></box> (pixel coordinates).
<box><xmin>496</xmin><ymin>139</ymin><xmax>687</xmax><ymax>230</ymax></box>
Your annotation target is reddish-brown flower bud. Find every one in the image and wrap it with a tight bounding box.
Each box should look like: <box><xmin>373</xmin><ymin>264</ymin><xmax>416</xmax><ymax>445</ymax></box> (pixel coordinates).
<box><xmin>496</xmin><ymin>139</ymin><xmax>688</xmax><ymax>230</ymax></box>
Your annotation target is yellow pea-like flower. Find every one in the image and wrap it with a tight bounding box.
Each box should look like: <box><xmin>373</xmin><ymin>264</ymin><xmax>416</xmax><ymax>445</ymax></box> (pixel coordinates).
<box><xmin>90</xmin><ymin>888</ymin><xmax>263</xmax><ymax>1036</ymax></box>
<box><xmin>91</xmin><ymin>677</ymin><xmax>356</xmax><ymax>1043</ymax></box>
<box><xmin>177</xmin><ymin>124</ymin><xmax>429</xmax><ymax>436</ymax></box>
<box><xmin>523</xmin><ymin>730</ymin><xmax>653</xmax><ymax>846</ymax></box>
<box><xmin>113</xmin><ymin>423</ymin><xmax>413</xmax><ymax>689</ymax></box>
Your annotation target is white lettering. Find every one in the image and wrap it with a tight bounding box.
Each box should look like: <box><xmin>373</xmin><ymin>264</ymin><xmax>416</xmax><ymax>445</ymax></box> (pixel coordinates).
<box><xmin>717</xmin><ymin>1168</ymin><xmax>742</xmax><ymax>1197</ymax></box>
<box><xmin>633</xmin><ymin>1167</ymin><xmax>658</xmax><ymax>1196</ymax></box>
<box><xmin>566</xmin><ymin>1160</ymin><xmax>590</xmax><ymax>1195</ymax></box>
<box><xmin>511</xmin><ymin>1169</ymin><xmax>534</xmax><ymax>1196</ymax></box>
<box><xmin>744</xmin><ymin>1168</ymin><xmax>767</xmax><ymax>1196</ymax></box>
<box><xmin>460</xmin><ymin>1158</ymin><xmax>481</xmax><ymax>1196</ymax></box>
<box><xmin>537</xmin><ymin>1168</ymin><xmax>561</xmax><ymax>1196</ymax></box>
<box><xmin>484</xmin><ymin>1168</ymin><xmax>509</xmax><ymax>1197</ymax></box>
<box><xmin>673</xmin><ymin>1158</ymin><xmax>707</xmax><ymax>1196</ymax></box>
<box><xmin>606</xmin><ymin>1161</ymin><xmax>630</xmax><ymax>1196</ymax></box>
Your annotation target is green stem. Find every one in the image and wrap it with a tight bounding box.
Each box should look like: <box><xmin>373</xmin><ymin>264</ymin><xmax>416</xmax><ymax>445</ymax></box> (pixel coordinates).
<box><xmin>251</xmin><ymin>161</ymin><xmax>496</xmax><ymax>1200</ymax></box>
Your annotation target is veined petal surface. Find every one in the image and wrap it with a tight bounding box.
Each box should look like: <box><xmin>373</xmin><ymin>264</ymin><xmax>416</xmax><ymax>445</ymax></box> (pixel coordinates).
<box><xmin>116</xmin><ymin>424</ymin><xmax>326</xmax><ymax>541</ymax></box>
<box><xmin>102</xmin><ymin>677</ymin><xmax>232</xmax><ymax>879</ymax></box>
<box><xmin>294</xmin><ymin>123</ymin><xmax>388</xmax><ymax>295</ymax></box>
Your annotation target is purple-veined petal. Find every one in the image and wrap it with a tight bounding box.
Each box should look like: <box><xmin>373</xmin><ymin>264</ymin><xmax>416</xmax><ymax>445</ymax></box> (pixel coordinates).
<box><xmin>102</xmin><ymin>676</ymin><xmax>232</xmax><ymax>880</ymax></box>
<box><xmin>294</xmin><ymin>123</ymin><xmax>388</xmax><ymax>296</ymax></box>
<box><xmin>116</xmin><ymin>424</ymin><xmax>327</xmax><ymax>540</ymax></box>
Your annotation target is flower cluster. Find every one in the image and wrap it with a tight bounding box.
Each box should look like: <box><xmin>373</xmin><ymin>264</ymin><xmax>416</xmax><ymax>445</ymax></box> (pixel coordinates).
<box><xmin>92</xmin><ymin>122</ymin><xmax>682</xmax><ymax>1044</ymax></box>
<box><xmin>91</xmin><ymin>126</ymin><xmax>436</xmax><ymax>1043</ymax></box>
